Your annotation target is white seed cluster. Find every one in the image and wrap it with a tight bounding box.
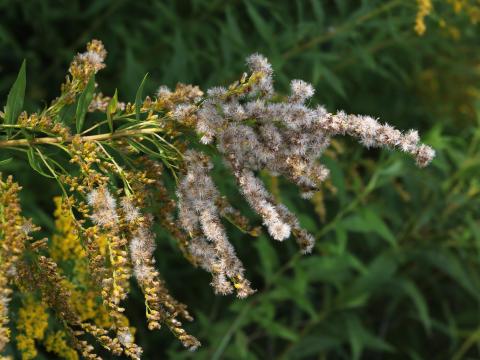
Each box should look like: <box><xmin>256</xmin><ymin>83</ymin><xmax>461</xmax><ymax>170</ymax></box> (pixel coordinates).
<box><xmin>177</xmin><ymin>150</ymin><xmax>254</xmax><ymax>298</ymax></box>
<box><xmin>175</xmin><ymin>53</ymin><xmax>435</xmax><ymax>281</ymax></box>
<box><xmin>129</xmin><ymin>225</ymin><xmax>157</xmax><ymax>283</ymax></box>
<box><xmin>75</xmin><ymin>48</ymin><xmax>106</xmax><ymax>73</ymax></box>
<box><xmin>87</xmin><ymin>187</ymin><xmax>119</xmax><ymax>227</ymax></box>
<box><xmin>121</xmin><ymin>197</ymin><xmax>141</xmax><ymax>223</ymax></box>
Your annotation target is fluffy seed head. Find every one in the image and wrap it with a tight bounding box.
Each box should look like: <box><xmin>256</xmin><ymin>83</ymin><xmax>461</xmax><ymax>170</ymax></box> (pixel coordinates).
<box><xmin>290</xmin><ymin>79</ymin><xmax>315</xmax><ymax>103</ymax></box>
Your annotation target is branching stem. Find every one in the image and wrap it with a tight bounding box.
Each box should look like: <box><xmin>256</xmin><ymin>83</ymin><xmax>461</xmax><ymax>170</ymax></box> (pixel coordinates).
<box><xmin>0</xmin><ymin>128</ymin><xmax>160</xmax><ymax>148</ymax></box>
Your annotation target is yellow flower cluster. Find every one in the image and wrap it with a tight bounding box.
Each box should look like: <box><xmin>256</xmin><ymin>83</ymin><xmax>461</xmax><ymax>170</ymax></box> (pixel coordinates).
<box><xmin>44</xmin><ymin>331</ymin><xmax>79</xmax><ymax>360</ymax></box>
<box><xmin>0</xmin><ymin>177</ymin><xmax>37</xmax><ymax>354</ymax></box>
<box><xmin>415</xmin><ymin>0</ymin><xmax>480</xmax><ymax>36</ymax></box>
<box><xmin>51</xmin><ymin>197</ymin><xmax>84</xmax><ymax>262</ymax></box>
<box><xmin>16</xmin><ymin>296</ymin><xmax>49</xmax><ymax>360</ymax></box>
<box><xmin>448</xmin><ymin>0</ymin><xmax>480</xmax><ymax>23</ymax></box>
<box><xmin>51</xmin><ymin>197</ymin><xmax>113</xmax><ymax>328</ymax></box>
<box><xmin>415</xmin><ymin>0</ymin><xmax>433</xmax><ymax>35</ymax></box>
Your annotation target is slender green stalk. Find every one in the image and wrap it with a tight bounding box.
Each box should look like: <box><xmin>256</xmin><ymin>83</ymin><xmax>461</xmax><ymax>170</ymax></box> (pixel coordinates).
<box><xmin>0</xmin><ymin>127</ymin><xmax>161</xmax><ymax>148</ymax></box>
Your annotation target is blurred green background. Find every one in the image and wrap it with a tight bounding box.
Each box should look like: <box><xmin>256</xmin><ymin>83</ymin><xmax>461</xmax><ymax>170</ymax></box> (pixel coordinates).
<box><xmin>1</xmin><ymin>0</ymin><xmax>480</xmax><ymax>359</ymax></box>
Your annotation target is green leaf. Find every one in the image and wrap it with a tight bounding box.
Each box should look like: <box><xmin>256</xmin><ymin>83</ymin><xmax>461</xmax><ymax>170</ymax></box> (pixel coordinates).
<box><xmin>345</xmin><ymin>314</ymin><xmax>394</xmax><ymax>360</ymax></box>
<box><xmin>135</xmin><ymin>73</ymin><xmax>148</xmax><ymax>121</ymax></box>
<box><xmin>423</xmin><ymin>250</ymin><xmax>479</xmax><ymax>299</ymax></box>
<box><xmin>334</xmin><ymin>0</ymin><xmax>348</xmax><ymax>15</ymax></box>
<box><xmin>245</xmin><ymin>2</ymin><xmax>272</xmax><ymax>43</ymax></box>
<box><xmin>4</xmin><ymin>59</ymin><xmax>26</xmax><ymax>137</ymax></box>
<box><xmin>234</xmin><ymin>331</ymin><xmax>249</xmax><ymax>359</ymax></box>
<box><xmin>254</xmin><ymin>235</ymin><xmax>279</xmax><ymax>282</ymax></box>
<box><xmin>0</xmin><ymin>158</ymin><xmax>12</xmax><ymax>167</ymax></box>
<box><xmin>401</xmin><ymin>279</ymin><xmax>431</xmax><ymax>332</ymax></box>
<box><xmin>322</xmin><ymin>157</ymin><xmax>347</xmax><ymax>205</ymax></box>
<box><xmin>310</xmin><ymin>0</ymin><xmax>325</xmax><ymax>23</ymax></box>
<box><xmin>75</xmin><ymin>76</ymin><xmax>95</xmax><ymax>133</ymax></box>
<box><xmin>58</xmin><ymin>103</ymin><xmax>76</xmax><ymax>124</ymax></box>
<box><xmin>286</xmin><ymin>335</ymin><xmax>341</xmax><ymax>358</ymax></box>
<box><xmin>27</xmin><ymin>148</ymin><xmax>55</xmax><ymax>178</ymax></box>
<box><xmin>320</xmin><ymin>65</ymin><xmax>346</xmax><ymax>98</ymax></box>
<box><xmin>342</xmin><ymin>208</ymin><xmax>397</xmax><ymax>248</ymax></box>
<box><xmin>299</xmin><ymin>253</ymin><xmax>366</xmax><ymax>284</ymax></box>
<box><xmin>261</xmin><ymin>320</ymin><xmax>299</xmax><ymax>341</ymax></box>
<box><xmin>107</xmin><ymin>89</ymin><xmax>118</xmax><ymax>133</ymax></box>
<box><xmin>225</xmin><ymin>6</ymin><xmax>245</xmax><ymax>47</ymax></box>
<box><xmin>363</xmin><ymin>209</ymin><xmax>397</xmax><ymax>248</ymax></box>
<box><xmin>338</xmin><ymin>254</ymin><xmax>397</xmax><ymax>309</ymax></box>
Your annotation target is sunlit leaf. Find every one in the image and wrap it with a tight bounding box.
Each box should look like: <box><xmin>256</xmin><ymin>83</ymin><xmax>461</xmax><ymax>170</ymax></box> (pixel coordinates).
<box><xmin>4</xmin><ymin>59</ymin><xmax>26</xmax><ymax>137</ymax></box>
<box><xmin>107</xmin><ymin>88</ymin><xmax>118</xmax><ymax>133</ymax></box>
<box><xmin>135</xmin><ymin>74</ymin><xmax>148</xmax><ymax>121</ymax></box>
<box><xmin>75</xmin><ymin>75</ymin><xmax>95</xmax><ymax>133</ymax></box>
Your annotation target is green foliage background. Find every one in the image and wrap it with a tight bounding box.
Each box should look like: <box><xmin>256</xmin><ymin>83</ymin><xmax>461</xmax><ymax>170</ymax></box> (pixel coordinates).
<box><xmin>1</xmin><ymin>0</ymin><xmax>480</xmax><ymax>359</ymax></box>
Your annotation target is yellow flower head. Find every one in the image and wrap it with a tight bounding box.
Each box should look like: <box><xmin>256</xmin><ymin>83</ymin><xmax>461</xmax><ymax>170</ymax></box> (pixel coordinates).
<box><xmin>16</xmin><ymin>296</ymin><xmax>49</xmax><ymax>360</ymax></box>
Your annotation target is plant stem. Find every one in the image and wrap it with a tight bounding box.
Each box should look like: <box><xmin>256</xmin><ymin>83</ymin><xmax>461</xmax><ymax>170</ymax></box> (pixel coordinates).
<box><xmin>282</xmin><ymin>0</ymin><xmax>404</xmax><ymax>60</ymax></box>
<box><xmin>0</xmin><ymin>127</ymin><xmax>161</xmax><ymax>148</ymax></box>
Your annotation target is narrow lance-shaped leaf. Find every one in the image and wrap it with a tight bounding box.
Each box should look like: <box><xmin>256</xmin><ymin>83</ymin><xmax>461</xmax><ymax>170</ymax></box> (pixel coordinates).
<box><xmin>401</xmin><ymin>279</ymin><xmax>431</xmax><ymax>333</ymax></box>
<box><xmin>75</xmin><ymin>76</ymin><xmax>96</xmax><ymax>133</ymax></box>
<box><xmin>27</xmin><ymin>147</ymin><xmax>55</xmax><ymax>178</ymax></box>
<box><xmin>0</xmin><ymin>158</ymin><xmax>13</xmax><ymax>167</ymax></box>
<box><xmin>135</xmin><ymin>73</ymin><xmax>148</xmax><ymax>121</ymax></box>
<box><xmin>4</xmin><ymin>59</ymin><xmax>26</xmax><ymax>137</ymax></box>
<box><xmin>107</xmin><ymin>89</ymin><xmax>118</xmax><ymax>133</ymax></box>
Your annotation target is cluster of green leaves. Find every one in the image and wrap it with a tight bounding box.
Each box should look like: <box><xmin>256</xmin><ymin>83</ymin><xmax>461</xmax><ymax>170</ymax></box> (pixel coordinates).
<box><xmin>1</xmin><ymin>0</ymin><xmax>480</xmax><ymax>359</ymax></box>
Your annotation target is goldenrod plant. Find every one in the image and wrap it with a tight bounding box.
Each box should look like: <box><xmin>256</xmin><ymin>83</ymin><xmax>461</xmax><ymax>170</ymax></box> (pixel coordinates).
<box><xmin>0</xmin><ymin>39</ymin><xmax>436</xmax><ymax>359</ymax></box>
<box><xmin>415</xmin><ymin>0</ymin><xmax>480</xmax><ymax>35</ymax></box>
<box><xmin>1</xmin><ymin>1</ymin><xmax>480</xmax><ymax>359</ymax></box>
